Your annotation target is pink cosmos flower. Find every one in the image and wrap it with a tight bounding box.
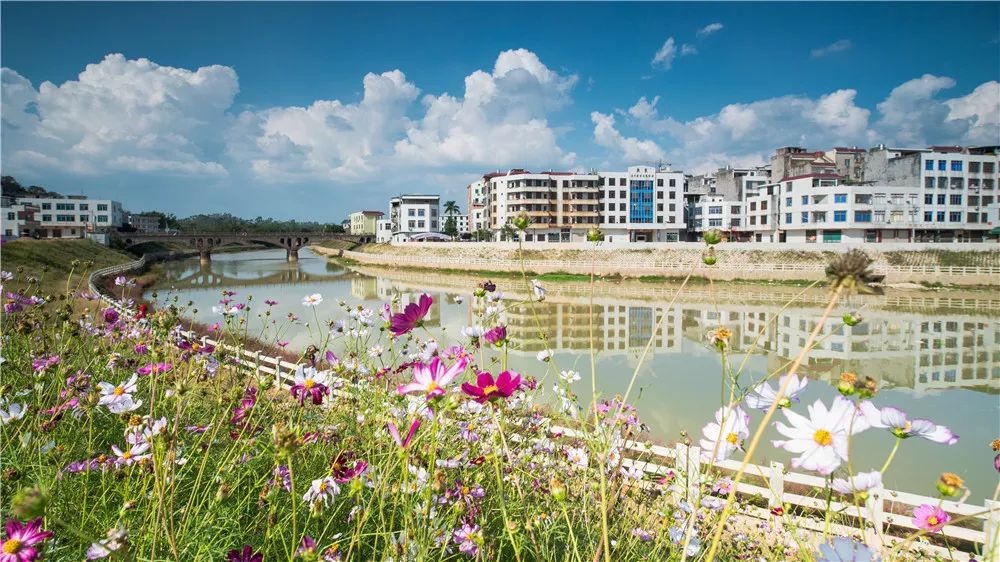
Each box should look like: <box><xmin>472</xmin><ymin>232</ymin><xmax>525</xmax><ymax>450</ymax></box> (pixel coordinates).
<box><xmin>226</xmin><ymin>545</ymin><xmax>262</xmax><ymax>562</ymax></box>
<box><xmin>912</xmin><ymin>504</ymin><xmax>950</xmax><ymax>532</ymax></box>
<box><xmin>482</xmin><ymin>325</ymin><xmax>508</xmax><ymax>346</ymax></box>
<box><xmin>290</xmin><ymin>367</ymin><xmax>331</xmax><ymax>406</ymax></box>
<box><xmin>390</xmin><ymin>294</ymin><xmax>433</xmax><ymax>336</ymax></box>
<box><xmin>102</xmin><ymin>307</ymin><xmax>120</xmax><ymax>324</ymax></box>
<box><xmin>1</xmin><ymin>518</ymin><xmax>53</xmax><ymax>562</ymax></box>
<box><xmin>137</xmin><ymin>362</ymin><xmax>172</xmax><ymax>376</ymax></box>
<box><xmin>397</xmin><ymin>357</ymin><xmax>468</xmax><ymax>399</ymax></box>
<box><xmin>387</xmin><ymin>418</ymin><xmax>421</xmax><ymax>449</ymax></box>
<box><xmin>461</xmin><ymin>370</ymin><xmax>521</xmax><ymax>403</ymax></box>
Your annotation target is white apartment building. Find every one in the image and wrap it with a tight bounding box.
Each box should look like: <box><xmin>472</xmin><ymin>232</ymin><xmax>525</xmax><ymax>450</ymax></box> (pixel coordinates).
<box><xmin>466</xmin><ymin>178</ymin><xmax>486</xmax><ymax>234</ymax></box>
<box><xmin>599</xmin><ymin>165</ymin><xmax>686</xmax><ymax>242</ymax></box>
<box><xmin>482</xmin><ymin>169</ymin><xmax>601</xmax><ymax>242</ymax></box>
<box><xmin>375</xmin><ymin>219</ymin><xmax>393</xmax><ymax>243</ymax></box>
<box><xmin>13</xmin><ymin>196</ymin><xmax>125</xmax><ymax>238</ymax></box>
<box><xmin>1</xmin><ymin>199</ymin><xmax>39</xmax><ymax>238</ymax></box>
<box><xmin>388</xmin><ymin>194</ymin><xmax>440</xmax><ymax>241</ymax></box>
<box><xmin>865</xmin><ymin>145</ymin><xmax>999</xmax><ymax>242</ymax></box>
<box><xmin>691</xmin><ymin>195</ymin><xmax>743</xmax><ymax>234</ymax></box>
<box><xmin>442</xmin><ymin>208</ymin><xmax>469</xmax><ymax>234</ymax></box>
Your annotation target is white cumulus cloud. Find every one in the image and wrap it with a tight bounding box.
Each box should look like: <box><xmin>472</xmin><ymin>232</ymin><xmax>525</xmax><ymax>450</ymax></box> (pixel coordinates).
<box><xmin>591</xmin><ymin>111</ymin><xmax>665</xmax><ymax>163</ymax></box>
<box><xmin>697</xmin><ymin>23</ymin><xmax>724</xmax><ymax>37</ymax></box>
<box><xmin>651</xmin><ymin>38</ymin><xmax>677</xmax><ymax>69</ymax></box>
<box><xmin>810</xmin><ymin>39</ymin><xmax>853</xmax><ymax>58</ymax></box>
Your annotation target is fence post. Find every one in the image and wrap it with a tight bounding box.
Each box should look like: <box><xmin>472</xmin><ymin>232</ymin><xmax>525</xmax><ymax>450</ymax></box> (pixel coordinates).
<box><xmin>985</xmin><ymin>499</ymin><xmax>1000</xmax><ymax>562</ymax></box>
<box><xmin>674</xmin><ymin>443</ymin><xmax>701</xmax><ymax>504</ymax></box>
<box><xmin>767</xmin><ymin>461</ymin><xmax>784</xmax><ymax>509</ymax></box>
<box><xmin>864</xmin><ymin>483</ymin><xmax>885</xmax><ymax>549</ymax></box>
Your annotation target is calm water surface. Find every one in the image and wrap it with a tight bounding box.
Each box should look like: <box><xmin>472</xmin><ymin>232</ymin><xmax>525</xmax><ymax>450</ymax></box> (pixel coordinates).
<box><xmin>151</xmin><ymin>248</ymin><xmax>1000</xmax><ymax>497</ymax></box>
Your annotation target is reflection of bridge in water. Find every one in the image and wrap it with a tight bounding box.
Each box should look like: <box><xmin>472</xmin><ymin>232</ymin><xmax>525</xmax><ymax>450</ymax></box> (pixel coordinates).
<box><xmin>159</xmin><ymin>263</ymin><xmax>356</xmax><ymax>289</ymax></box>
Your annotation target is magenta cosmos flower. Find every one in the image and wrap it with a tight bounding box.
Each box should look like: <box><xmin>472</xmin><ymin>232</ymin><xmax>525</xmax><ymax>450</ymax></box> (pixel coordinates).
<box><xmin>482</xmin><ymin>325</ymin><xmax>507</xmax><ymax>346</ymax></box>
<box><xmin>462</xmin><ymin>370</ymin><xmax>521</xmax><ymax>403</ymax></box>
<box><xmin>912</xmin><ymin>504</ymin><xmax>950</xmax><ymax>533</ymax></box>
<box><xmin>2</xmin><ymin>518</ymin><xmax>53</xmax><ymax>562</ymax></box>
<box><xmin>226</xmin><ymin>545</ymin><xmax>262</xmax><ymax>562</ymax></box>
<box><xmin>397</xmin><ymin>357</ymin><xmax>468</xmax><ymax>399</ymax></box>
<box><xmin>390</xmin><ymin>294</ymin><xmax>433</xmax><ymax>336</ymax></box>
<box><xmin>137</xmin><ymin>362</ymin><xmax>172</xmax><ymax>376</ymax></box>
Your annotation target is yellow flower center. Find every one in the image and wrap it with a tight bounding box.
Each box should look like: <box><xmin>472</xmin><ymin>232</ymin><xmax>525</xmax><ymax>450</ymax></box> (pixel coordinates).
<box><xmin>192</xmin><ymin>343</ymin><xmax>201</xmax><ymax>351</ymax></box>
<box><xmin>114</xmin><ymin>386</ymin><xmax>125</xmax><ymax>396</ymax></box>
<box><xmin>3</xmin><ymin>539</ymin><xmax>22</xmax><ymax>554</ymax></box>
<box><xmin>483</xmin><ymin>384</ymin><xmax>499</xmax><ymax>396</ymax></box>
<box><xmin>813</xmin><ymin>429</ymin><xmax>833</xmax><ymax>446</ymax></box>
<box><xmin>725</xmin><ymin>432</ymin><xmax>739</xmax><ymax>445</ymax></box>
<box><xmin>426</xmin><ymin>381</ymin><xmax>439</xmax><ymax>393</ymax></box>
<box><xmin>927</xmin><ymin>515</ymin><xmax>939</xmax><ymax>526</ymax></box>
<box><xmin>319</xmin><ymin>482</ymin><xmax>328</xmax><ymax>492</ymax></box>
<box><xmin>304</xmin><ymin>379</ymin><xmax>315</xmax><ymax>389</ymax></box>
<box><xmin>122</xmin><ymin>451</ymin><xmax>133</xmax><ymax>460</ymax></box>
<box><xmin>462</xmin><ymin>486</ymin><xmax>470</xmax><ymax>495</ymax></box>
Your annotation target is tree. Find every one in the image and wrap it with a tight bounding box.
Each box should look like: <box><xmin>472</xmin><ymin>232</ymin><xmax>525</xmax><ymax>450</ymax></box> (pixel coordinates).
<box><xmin>444</xmin><ymin>216</ymin><xmax>458</xmax><ymax>238</ymax></box>
<box><xmin>443</xmin><ymin>200</ymin><xmax>459</xmax><ymax>215</ymax></box>
<box><xmin>500</xmin><ymin>223</ymin><xmax>517</xmax><ymax>242</ymax></box>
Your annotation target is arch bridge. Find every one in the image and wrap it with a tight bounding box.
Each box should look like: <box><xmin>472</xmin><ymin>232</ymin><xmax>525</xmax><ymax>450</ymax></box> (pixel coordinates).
<box><xmin>117</xmin><ymin>232</ymin><xmax>370</xmax><ymax>263</ymax></box>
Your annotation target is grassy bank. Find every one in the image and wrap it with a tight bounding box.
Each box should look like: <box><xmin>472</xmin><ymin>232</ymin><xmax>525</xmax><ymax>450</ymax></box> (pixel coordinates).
<box><xmin>2</xmin><ymin>239</ymin><xmax>136</xmax><ymax>291</ymax></box>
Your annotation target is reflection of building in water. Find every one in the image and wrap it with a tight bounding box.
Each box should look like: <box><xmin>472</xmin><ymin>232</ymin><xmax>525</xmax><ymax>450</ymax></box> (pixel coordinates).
<box><xmin>503</xmin><ymin>301</ymin><xmax>682</xmax><ymax>355</ymax></box>
<box><xmin>683</xmin><ymin>305</ymin><xmax>998</xmax><ymax>393</ymax></box>
<box><xmin>351</xmin><ymin>277</ymin><xmax>396</xmax><ymax>301</ymax></box>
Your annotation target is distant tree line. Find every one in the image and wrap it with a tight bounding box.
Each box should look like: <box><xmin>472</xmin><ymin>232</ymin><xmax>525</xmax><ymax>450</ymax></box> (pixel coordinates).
<box><xmin>1</xmin><ymin>176</ymin><xmax>65</xmax><ymax>199</ymax></box>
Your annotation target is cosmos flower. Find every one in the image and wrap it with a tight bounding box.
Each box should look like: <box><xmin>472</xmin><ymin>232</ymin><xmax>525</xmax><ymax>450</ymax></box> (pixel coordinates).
<box><xmin>859</xmin><ymin>402</ymin><xmax>958</xmax><ymax>445</ymax></box>
<box><xmin>136</xmin><ymin>362</ymin><xmax>172</xmax><ymax>376</ymax></box>
<box><xmin>397</xmin><ymin>357</ymin><xmax>468</xmax><ymax>399</ymax></box>
<box><xmin>814</xmin><ymin>537</ymin><xmax>881</xmax><ymax>562</ymax></box>
<box><xmin>559</xmin><ymin>370</ymin><xmax>581</xmax><ymax>383</ymax></box>
<box><xmin>85</xmin><ymin>525</ymin><xmax>127</xmax><ymax>560</ymax></box>
<box><xmin>773</xmin><ymin>397</ymin><xmax>869</xmax><ymax>475</ymax></box>
<box><xmin>303</xmin><ymin>477</ymin><xmax>340</xmax><ymax>510</ymax></box>
<box><xmin>452</xmin><ymin>523</ymin><xmax>481</xmax><ymax>557</ymax></box>
<box><xmin>290</xmin><ymin>366</ymin><xmax>331</xmax><ymax>406</ymax></box>
<box><xmin>912</xmin><ymin>504</ymin><xmax>950</xmax><ymax>533</ymax></box>
<box><xmin>97</xmin><ymin>374</ymin><xmax>143</xmax><ymax>414</ymax></box>
<box><xmin>831</xmin><ymin>471</ymin><xmax>882</xmax><ymax>498</ymax></box>
<box><xmin>226</xmin><ymin>545</ymin><xmax>263</xmax><ymax>562</ymax></box>
<box><xmin>302</xmin><ymin>293</ymin><xmax>323</xmax><ymax>307</ymax></box>
<box><xmin>387</xmin><ymin>418</ymin><xmax>421</xmax><ymax>449</ymax></box>
<box><xmin>0</xmin><ymin>402</ymin><xmax>26</xmax><ymax>425</ymax></box>
<box><xmin>482</xmin><ymin>325</ymin><xmax>507</xmax><ymax>347</ymax></box>
<box><xmin>1</xmin><ymin>518</ymin><xmax>53</xmax><ymax>562</ymax></box>
<box><xmin>699</xmin><ymin>405</ymin><xmax>750</xmax><ymax>462</ymax></box>
<box><xmin>390</xmin><ymin>294</ymin><xmax>432</xmax><ymax>336</ymax></box>
<box><xmin>566</xmin><ymin>446</ymin><xmax>589</xmax><ymax>468</ymax></box>
<box><xmin>461</xmin><ymin>370</ymin><xmax>521</xmax><ymax>403</ymax></box>
<box><xmin>111</xmin><ymin>443</ymin><xmax>151</xmax><ymax>466</ymax></box>
<box><xmin>632</xmin><ymin>528</ymin><xmax>654</xmax><ymax>542</ymax></box>
<box><xmin>330</xmin><ymin>451</ymin><xmax>368</xmax><ymax>483</ymax></box>
<box><xmin>531</xmin><ymin>279</ymin><xmax>546</xmax><ymax>301</ymax></box>
<box><xmin>744</xmin><ymin>374</ymin><xmax>808</xmax><ymax>410</ymax></box>
<box><xmin>102</xmin><ymin>308</ymin><xmax>120</xmax><ymax>324</ymax></box>
<box><xmin>536</xmin><ymin>349</ymin><xmax>553</xmax><ymax>362</ymax></box>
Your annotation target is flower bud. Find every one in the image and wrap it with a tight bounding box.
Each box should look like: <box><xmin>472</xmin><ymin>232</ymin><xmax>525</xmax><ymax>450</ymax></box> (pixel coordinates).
<box><xmin>512</xmin><ymin>212</ymin><xmax>531</xmax><ymax>231</ymax></box>
<box><xmin>702</xmin><ymin>247</ymin><xmax>717</xmax><ymax>266</ymax></box>
<box><xmin>936</xmin><ymin>472</ymin><xmax>963</xmax><ymax>497</ymax></box>
<box><xmin>837</xmin><ymin>372</ymin><xmax>858</xmax><ymax>396</ymax></box>
<box><xmin>702</xmin><ymin>229</ymin><xmax>722</xmax><ymax>246</ymax></box>
<box><xmin>842</xmin><ymin>312</ymin><xmax>862</xmax><ymax>327</ymax></box>
<box><xmin>586</xmin><ymin>228</ymin><xmax>604</xmax><ymax>242</ymax></box>
<box><xmin>550</xmin><ymin>477</ymin><xmax>567</xmax><ymax>502</ymax></box>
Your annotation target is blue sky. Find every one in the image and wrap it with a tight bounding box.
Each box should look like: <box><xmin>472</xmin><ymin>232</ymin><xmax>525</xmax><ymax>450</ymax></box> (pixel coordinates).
<box><xmin>2</xmin><ymin>2</ymin><xmax>998</xmax><ymax>220</ymax></box>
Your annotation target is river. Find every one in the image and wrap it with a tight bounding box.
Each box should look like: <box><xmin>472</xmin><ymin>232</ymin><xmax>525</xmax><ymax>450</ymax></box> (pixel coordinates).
<box><xmin>150</xmin><ymin>247</ymin><xmax>1000</xmax><ymax>498</ymax></box>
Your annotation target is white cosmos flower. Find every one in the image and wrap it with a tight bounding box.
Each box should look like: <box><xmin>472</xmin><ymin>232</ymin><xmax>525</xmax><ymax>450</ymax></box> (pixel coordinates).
<box><xmin>0</xmin><ymin>402</ymin><xmax>27</xmax><ymax>425</ymax></box>
<box><xmin>461</xmin><ymin>326</ymin><xmax>484</xmax><ymax>339</ymax></box>
<box><xmin>859</xmin><ymin>402</ymin><xmax>958</xmax><ymax>445</ymax></box>
<box><xmin>302</xmin><ymin>293</ymin><xmax>323</xmax><ymax>307</ymax></box>
<box><xmin>831</xmin><ymin>470</ymin><xmax>882</xmax><ymax>496</ymax></box>
<box><xmin>97</xmin><ymin>374</ymin><xmax>143</xmax><ymax>414</ymax></box>
<box><xmin>566</xmin><ymin>446</ymin><xmax>589</xmax><ymax>468</ymax></box>
<box><xmin>303</xmin><ymin>476</ymin><xmax>340</xmax><ymax>508</ymax></box>
<box><xmin>559</xmin><ymin>370</ymin><xmax>581</xmax><ymax>383</ymax></box>
<box><xmin>699</xmin><ymin>405</ymin><xmax>750</xmax><ymax>462</ymax></box>
<box><xmin>772</xmin><ymin>396</ymin><xmax>869</xmax><ymax>475</ymax></box>
<box><xmin>744</xmin><ymin>373</ymin><xmax>808</xmax><ymax>410</ymax></box>
<box><xmin>536</xmin><ymin>349</ymin><xmax>553</xmax><ymax>362</ymax></box>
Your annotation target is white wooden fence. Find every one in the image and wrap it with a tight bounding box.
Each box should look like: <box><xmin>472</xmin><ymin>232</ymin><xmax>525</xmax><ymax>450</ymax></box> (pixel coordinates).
<box><xmin>90</xmin><ymin>257</ymin><xmax>999</xmax><ymax>560</ymax></box>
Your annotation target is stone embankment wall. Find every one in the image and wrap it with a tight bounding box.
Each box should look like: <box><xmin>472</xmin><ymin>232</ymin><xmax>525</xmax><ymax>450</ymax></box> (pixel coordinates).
<box><xmin>312</xmin><ymin>242</ymin><xmax>1000</xmax><ymax>286</ymax></box>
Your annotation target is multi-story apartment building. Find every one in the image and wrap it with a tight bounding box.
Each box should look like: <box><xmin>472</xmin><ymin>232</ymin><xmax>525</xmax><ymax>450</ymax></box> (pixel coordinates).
<box><xmin>864</xmin><ymin>145</ymin><xmax>999</xmax><ymax>241</ymax></box>
<box><xmin>375</xmin><ymin>219</ymin><xmax>393</xmax><ymax>243</ymax></box>
<box><xmin>128</xmin><ymin>213</ymin><xmax>161</xmax><ymax>233</ymax></box>
<box><xmin>466</xmin><ymin>178</ymin><xmax>486</xmax><ymax>234</ymax></box>
<box><xmin>691</xmin><ymin>195</ymin><xmax>743</xmax><ymax>235</ymax></box>
<box><xmin>826</xmin><ymin>147</ymin><xmax>867</xmax><ymax>183</ymax></box>
<box><xmin>481</xmin><ymin>169</ymin><xmax>602</xmax><ymax>242</ymax></box>
<box><xmin>13</xmin><ymin>195</ymin><xmax>125</xmax><ymax>238</ymax></box>
<box><xmin>388</xmin><ymin>195</ymin><xmax>440</xmax><ymax>240</ymax></box>
<box><xmin>442</xmin><ymin>207</ymin><xmax>469</xmax><ymax>234</ymax></box>
<box><xmin>770</xmin><ymin>146</ymin><xmax>838</xmax><ymax>181</ymax></box>
<box><xmin>348</xmin><ymin>210</ymin><xmax>384</xmax><ymax>236</ymax></box>
<box><xmin>599</xmin><ymin>166</ymin><xmax>686</xmax><ymax>242</ymax></box>
<box><xmin>1</xmin><ymin>197</ymin><xmax>40</xmax><ymax>238</ymax></box>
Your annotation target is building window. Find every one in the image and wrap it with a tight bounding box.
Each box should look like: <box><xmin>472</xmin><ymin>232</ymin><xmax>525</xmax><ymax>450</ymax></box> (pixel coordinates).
<box><xmin>96</xmin><ymin>215</ymin><xmax>108</xmax><ymax>223</ymax></box>
<box><xmin>41</xmin><ymin>214</ymin><xmax>51</xmax><ymax>222</ymax></box>
<box><xmin>668</xmin><ymin>191</ymin><xmax>675</xmax><ymax>199</ymax></box>
<box><xmin>923</xmin><ymin>211</ymin><xmax>933</xmax><ymax>222</ymax></box>
<box><xmin>5</xmin><ymin>212</ymin><xmax>13</xmax><ymax>220</ymax></box>
<box><xmin>56</xmin><ymin>203</ymin><xmax>75</xmax><ymax>210</ymax></box>
<box><xmin>834</xmin><ymin>194</ymin><xmax>847</xmax><ymax>203</ymax></box>
<box><xmin>656</xmin><ymin>179</ymin><xmax>663</xmax><ymax>187</ymax></box>
<box><xmin>619</xmin><ymin>190</ymin><xmax>626</xmax><ymax>198</ymax></box>
<box><xmin>924</xmin><ymin>194</ymin><xmax>933</xmax><ymax>204</ymax></box>
<box><xmin>855</xmin><ymin>211</ymin><xmax>872</xmax><ymax>222</ymax></box>
<box><xmin>969</xmin><ymin>161</ymin><xmax>981</xmax><ymax>173</ymax></box>
<box><xmin>708</xmin><ymin>206</ymin><xmax>722</xmax><ymax>215</ymax></box>
<box><xmin>97</xmin><ymin>204</ymin><xmax>108</xmax><ymax>211</ymax></box>
<box><xmin>785</xmin><ymin>197</ymin><xmax>792</xmax><ymax>206</ymax></box>
<box><xmin>951</xmin><ymin>160</ymin><xmax>963</xmax><ymax>172</ymax></box>
<box><xmin>761</xmin><ymin>215</ymin><xmax>768</xmax><ymax>225</ymax></box>
<box><xmin>925</xmin><ymin>160</ymin><xmax>934</xmax><ymax>171</ymax></box>
<box><xmin>56</xmin><ymin>214</ymin><xmax>75</xmax><ymax>222</ymax></box>
<box><xmin>801</xmin><ymin>212</ymin><xmax>809</xmax><ymax>223</ymax></box>
<box><xmin>937</xmin><ymin>160</ymin><xmax>946</xmax><ymax>171</ymax></box>
<box><xmin>924</xmin><ymin>177</ymin><xmax>935</xmax><ymax>188</ymax></box>
<box><xmin>628</xmin><ymin>180</ymin><xmax>654</xmax><ymax>223</ymax></box>
<box><xmin>834</xmin><ymin>210</ymin><xmax>847</xmax><ymax>222</ymax></box>
<box><xmin>936</xmin><ymin>194</ymin><xmax>945</xmax><ymax>205</ymax></box>
<box><xmin>408</xmin><ymin>220</ymin><xmax>415</xmax><ymax>228</ymax></box>
<box><xmin>801</xmin><ymin>195</ymin><xmax>808</xmax><ymax>205</ymax></box>
<box><xmin>949</xmin><ymin>194</ymin><xmax>962</xmax><ymax>205</ymax></box>
<box><xmin>949</xmin><ymin>212</ymin><xmax>961</xmax><ymax>222</ymax></box>
<box><xmin>708</xmin><ymin>218</ymin><xmax>722</xmax><ymax>227</ymax></box>
<box><xmin>984</xmin><ymin>162</ymin><xmax>995</xmax><ymax>174</ymax></box>
<box><xmin>669</xmin><ymin>179</ymin><xmax>676</xmax><ymax>187</ymax></box>
<box><xmin>936</xmin><ymin>211</ymin><xmax>945</xmax><ymax>222</ymax></box>
<box><xmin>823</xmin><ymin>230</ymin><xmax>842</xmax><ymax>243</ymax></box>
<box><xmin>656</xmin><ymin>191</ymin><xmax>663</xmax><ymax>199</ymax></box>
<box><xmin>668</xmin><ymin>203</ymin><xmax>675</xmax><ymax>212</ymax></box>
<box><xmin>41</xmin><ymin>203</ymin><xmax>51</xmax><ymax>210</ymax></box>
<box><xmin>750</xmin><ymin>202</ymin><xmax>756</xmax><ymax>211</ymax></box>
<box><xmin>785</xmin><ymin>213</ymin><xmax>792</xmax><ymax>223</ymax></box>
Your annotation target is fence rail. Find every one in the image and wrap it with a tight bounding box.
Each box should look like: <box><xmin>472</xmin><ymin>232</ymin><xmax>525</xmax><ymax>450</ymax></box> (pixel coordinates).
<box><xmin>342</xmin><ymin>250</ymin><xmax>1000</xmax><ymax>277</ymax></box>
<box><xmin>89</xmin><ymin>258</ymin><xmax>998</xmax><ymax>560</ymax></box>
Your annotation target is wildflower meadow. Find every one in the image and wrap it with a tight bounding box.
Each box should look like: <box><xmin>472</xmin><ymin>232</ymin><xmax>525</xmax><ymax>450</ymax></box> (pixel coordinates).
<box><xmin>1</xmin><ymin>236</ymin><xmax>997</xmax><ymax>561</ymax></box>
